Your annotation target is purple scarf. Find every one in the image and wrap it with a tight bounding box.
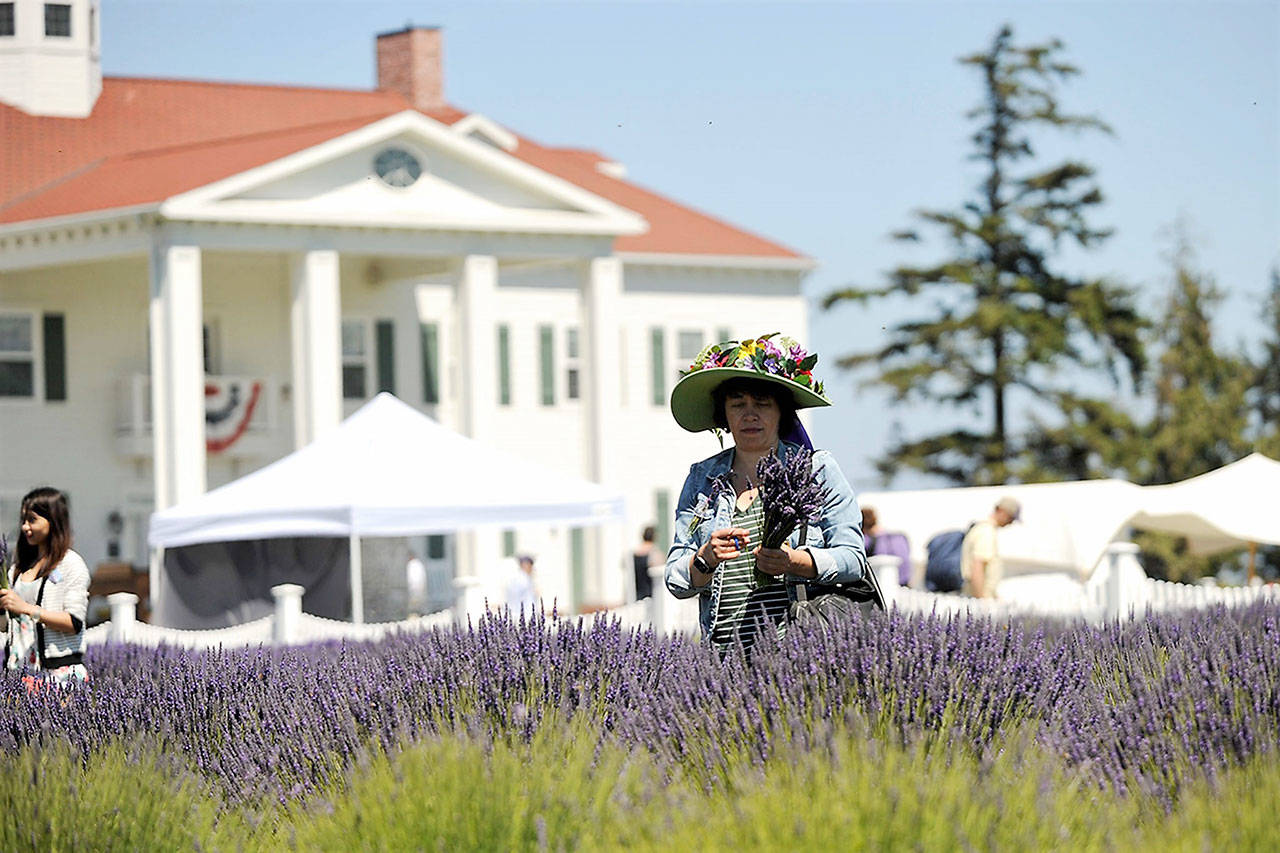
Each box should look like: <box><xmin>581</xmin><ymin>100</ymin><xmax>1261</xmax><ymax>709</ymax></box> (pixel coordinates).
<box><xmin>781</xmin><ymin>419</ymin><xmax>814</xmax><ymax>450</ymax></box>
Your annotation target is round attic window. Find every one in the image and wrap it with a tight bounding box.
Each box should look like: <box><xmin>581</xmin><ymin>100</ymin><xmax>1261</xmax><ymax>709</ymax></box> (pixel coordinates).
<box><xmin>373</xmin><ymin>148</ymin><xmax>422</xmax><ymax>188</ymax></box>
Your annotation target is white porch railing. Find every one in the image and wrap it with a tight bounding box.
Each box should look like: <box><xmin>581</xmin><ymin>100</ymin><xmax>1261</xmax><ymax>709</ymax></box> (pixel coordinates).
<box><xmin>115</xmin><ymin>373</ymin><xmax>281</xmax><ymax>457</ymax></box>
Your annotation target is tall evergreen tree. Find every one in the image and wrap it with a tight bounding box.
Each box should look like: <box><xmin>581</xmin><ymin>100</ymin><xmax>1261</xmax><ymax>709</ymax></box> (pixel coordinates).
<box><xmin>1254</xmin><ymin>265</ymin><xmax>1280</xmax><ymax>459</ymax></box>
<box><xmin>823</xmin><ymin>25</ymin><xmax>1145</xmax><ymax>485</ymax></box>
<box><xmin>1147</xmin><ymin>238</ymin><xmax>1253</xmax><ymax>486</ymax></box>
<box><xmin>1019</xmin><ymin>391</ymin><xmax>1148</xmax><ymax>482</ymax></box>
<box><xmin>1136</xmin><ymin>235</ymin><xmax>1253</xmax><ymax>582</ymax></box>
<box><xmin>1252</xmin><ymin>266</ymin><xmax>1280</xmax><ymax>580</ymax></box>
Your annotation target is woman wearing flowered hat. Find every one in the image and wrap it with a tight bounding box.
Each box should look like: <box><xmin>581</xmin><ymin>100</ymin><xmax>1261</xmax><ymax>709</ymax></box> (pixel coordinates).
<box><xmin>664</xmin><ymin>334</ymin><xmax>880</xmax><ymax>653</ymax></box>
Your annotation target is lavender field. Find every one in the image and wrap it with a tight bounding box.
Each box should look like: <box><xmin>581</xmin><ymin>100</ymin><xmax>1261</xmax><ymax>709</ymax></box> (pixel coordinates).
<box><xmin>3</xmin><ymin>604</ymin><xmax>1280</xmax><ymax>849</ymax></box>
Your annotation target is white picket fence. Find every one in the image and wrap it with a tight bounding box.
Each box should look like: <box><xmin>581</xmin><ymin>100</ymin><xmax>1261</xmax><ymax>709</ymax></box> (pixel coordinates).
<box><xmin>598</xmin><ymin>544</ymin><xmax>1280</xmax><ymax>634</ymax></box>
<box><xmin>876</xmin><ymin>543</ymin><xmax>1279</xmax><ymax>624</ymax></box>
<box><xmin>84</xmin><ymin>543</ymin><xmax>1278</xmax><ymax>650</ymax></box>
<box><xmin>83</xmin><ymin>583</ymin><xmax>457</xmax><ymax>650</ymax></box>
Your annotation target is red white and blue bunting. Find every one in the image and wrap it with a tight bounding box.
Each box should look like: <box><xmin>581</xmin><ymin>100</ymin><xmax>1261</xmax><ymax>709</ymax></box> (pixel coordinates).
<box><xmin>205</xmin><ymin>379</ymin><xmax>262</xmax><ymax>454</ymax></box>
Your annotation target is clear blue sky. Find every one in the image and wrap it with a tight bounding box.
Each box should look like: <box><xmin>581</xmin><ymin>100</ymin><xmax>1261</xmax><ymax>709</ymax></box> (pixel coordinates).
<box><xmin>102</xmin><ymin>0</ymin><xmax>1279</xmax><ymax>491</ymax></box>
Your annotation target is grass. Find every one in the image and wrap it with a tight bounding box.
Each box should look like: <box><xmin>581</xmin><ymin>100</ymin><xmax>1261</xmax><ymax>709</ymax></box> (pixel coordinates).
<box><xmin>0</xmin><ymin>741</ymin><xmax>235</xmax><ymax>851</ymax></box>
<box><xmin>6</xmin><ymin>719</ymin><xmax>1275</xmax><ymax>850</ymax></box>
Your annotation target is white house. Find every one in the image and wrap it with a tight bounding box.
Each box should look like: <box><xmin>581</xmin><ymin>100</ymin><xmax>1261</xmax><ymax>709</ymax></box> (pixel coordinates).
<box><xmin>0</xmin><ymin>3</ymin><xmax>814</xmax><ymax>619</ymax></box>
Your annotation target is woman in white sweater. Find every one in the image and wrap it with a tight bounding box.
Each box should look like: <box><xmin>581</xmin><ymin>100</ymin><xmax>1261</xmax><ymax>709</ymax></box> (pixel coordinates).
<box><xmin>2</xmin><ymin>487</ymin><xmax>90</xmax><ymax>685</ymax></box>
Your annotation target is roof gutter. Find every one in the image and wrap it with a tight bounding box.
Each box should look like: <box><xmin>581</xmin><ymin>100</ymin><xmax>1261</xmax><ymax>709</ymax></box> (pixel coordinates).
<box><xmin>616</xmin><ymin>251</ymin><xmax>817</xmax><ymax>272</ymax></box>
<box><xmin>0</xmin><ymin>204</ymin><xmax>161</xmax><ymax>238</ymax></box>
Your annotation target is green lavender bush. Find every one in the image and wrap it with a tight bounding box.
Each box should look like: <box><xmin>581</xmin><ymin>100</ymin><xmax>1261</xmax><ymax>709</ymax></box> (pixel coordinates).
<box><xmin>2</xmin><ymin>604</ymin><xmax>1279</xmax><ymax>848</ymax></box>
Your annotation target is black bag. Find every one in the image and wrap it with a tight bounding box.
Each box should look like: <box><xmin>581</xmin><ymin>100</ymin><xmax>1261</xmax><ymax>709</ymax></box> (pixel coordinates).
<box><xmin>788</xmin><ymin>524</ymin><xmax>886</xmax><ymax>627</ymax></box>
<box><xmin>924</xmin><ymin>525</ymin><xmax>972</xmax><ymax>593</ymax></box>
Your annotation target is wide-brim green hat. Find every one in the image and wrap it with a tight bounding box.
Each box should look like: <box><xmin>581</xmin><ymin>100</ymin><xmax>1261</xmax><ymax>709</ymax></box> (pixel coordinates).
<box><xmin>669</xmin><ymin>334</ymin><xmax>831</xmax><ymax>433</ymax></box>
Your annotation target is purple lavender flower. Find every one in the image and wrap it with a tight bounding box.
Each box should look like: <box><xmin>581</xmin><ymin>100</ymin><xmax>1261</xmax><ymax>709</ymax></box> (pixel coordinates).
<box><xmin>755</xmin><ymin>449</ymin><xmax>829</xmax><ymax>552</ymax></box>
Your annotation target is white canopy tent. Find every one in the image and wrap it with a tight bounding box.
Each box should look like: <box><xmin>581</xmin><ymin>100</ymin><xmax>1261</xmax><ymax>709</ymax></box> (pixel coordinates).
<box><xmin>1130</xmin><ymin>453</ymin><xmax>1280</xmax><ymax>570</ymax></box>
<box><xmin>150</xmin><ymin>393</ymin><xmax>625</xmax><ymax>623</ymax></box>
<box><xmin>858</xmin><ymin>478</ymin><xmax>1145</xmax><ymax>580</ymax></box>
<box><xmin>859</xmin><ymin>452</ymin><xmax>1280</xmax><ymax>584</ymax></box>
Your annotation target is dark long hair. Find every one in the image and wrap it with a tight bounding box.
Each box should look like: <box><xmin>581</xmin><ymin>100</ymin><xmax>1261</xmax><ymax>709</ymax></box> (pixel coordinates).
<box><xmin>711</xmin><ymin>377</ymin><xmax>800</xmax><ymax>436</ymax></box>
<box><xmin>15</xmin><ymin>487</ymin><xmax>71</xmax><ymax>579</ymax></box>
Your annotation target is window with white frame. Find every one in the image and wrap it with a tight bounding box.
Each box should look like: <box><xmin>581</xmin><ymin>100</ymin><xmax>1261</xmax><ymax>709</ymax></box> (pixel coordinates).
<box><xmin>341</xmin><ymin>319</ymin><xmax>371</xmax><ymax>400</ymax></box>
<box><xmin>565</xmin><ymin>326</ymin><xmax>581</xmax><ymax>401</ymax></box>
<box><xmin>0</xmin><ymin>312</ymin><xmax>37</xmax><ymax>398</ymax></box>
<box><xmin>675</xmin><ymin>328</ymin><xmax>705</xmax><ymax>383</ymax></box>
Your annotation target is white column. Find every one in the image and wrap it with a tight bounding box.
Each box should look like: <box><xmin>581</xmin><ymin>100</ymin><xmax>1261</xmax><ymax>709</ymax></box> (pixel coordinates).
<box><xmin>582</xmin><ymin>257</ymin><xmax>626</xmax><ymax>606</ymax></box>
<box><xmin>647</xmin><ymin>564</ymin><xmax>666</xmax><ymax>634</ymax></box>
<box><xmin>869</xmin><ymin>554</ymin><xmax>901</xmax><ymax>611</ymax></box>
<box><xmin>457</xmin><ymin>254</ymin><xmax>498</xmax><ymax>441</ymax></box>
<box><xmin>149</xmin><ymin>242</ymin><xmax>206</xmax><ymax>510</ymax></box>
<box><xmin>453</xmin><ymin>575</ymin><xmax>488</xmax><ymax>623</ymax></box>
<box><xmin>271</xmin><ymin>583</ymin><xmax>305</xmax><ymax>644</ymax></box>
<box><xmin>348</xmin><ymin>533</ymin><xmax>364</xmax><ymax>625</ymax></box>
<box><xmin>289</xmin><ymin>250</ymin><xmax>342</xmax><ymax>449</ymax></box>
<box><xmin>1103</xmin><ymin>541</ymin><xmax>1144</xmax><ymax>620</ymax></box>
<box><xmin>107</xmin><ymin>592</ymin><xmax>138</xmax><ymax>644</ymax></box>
<box><xmin>456</xmin><ymin>255</ymin><xmax>501</xmax><ymax>591</ymax></box>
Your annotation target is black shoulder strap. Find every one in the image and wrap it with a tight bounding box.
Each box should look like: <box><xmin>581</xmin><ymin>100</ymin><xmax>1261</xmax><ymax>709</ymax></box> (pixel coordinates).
<box><xmin>34</xmin><ymin>574</ymin><xmax>50</xmax><ymax>670</ymax></box>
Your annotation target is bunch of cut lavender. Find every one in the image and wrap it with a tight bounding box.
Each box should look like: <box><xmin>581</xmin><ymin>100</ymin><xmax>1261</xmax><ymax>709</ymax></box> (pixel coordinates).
<box><xmin>753</xmin><ymin>449</ymin><xmax>829</xmax><ymax>586</ymax></box>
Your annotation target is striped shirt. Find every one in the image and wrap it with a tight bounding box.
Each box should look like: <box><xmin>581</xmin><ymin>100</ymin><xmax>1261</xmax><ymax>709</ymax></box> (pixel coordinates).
<box><xmin>710</xmin><ymin>496</ymin><xmax>790</xmax><ymax>653</ymax></box>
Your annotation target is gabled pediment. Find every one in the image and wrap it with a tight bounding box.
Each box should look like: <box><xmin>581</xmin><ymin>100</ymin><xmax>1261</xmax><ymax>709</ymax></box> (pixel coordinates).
<box><xmin>160</xmin><ymin>111</ymin><xmax>646</xmax><ymax>236</ymax></box>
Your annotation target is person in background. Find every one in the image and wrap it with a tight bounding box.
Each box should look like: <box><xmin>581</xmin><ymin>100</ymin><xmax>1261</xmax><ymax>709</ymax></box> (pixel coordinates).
<box><xmin>632</xmin><ymin>525</ymin><xmax>657</xmax><ymax>601</ymax></box>
<box><xmin>505</xmin><ymin>554</ymin><xmax>539</xmax><ymax>614</ymax></box>
<box><xmin>961</xmin><ymin>496</ymin><xmax>1021</xmax><ymax>599</ymax></box>
<box><xmin>1</xmin><ymin>487</ymin><xmax>90</xmax><ymax>685</ymax></box>
<box><xmin>405</xmin><ymin>548</ymin><xmax>428</xmax><ymax>616</ymax></box>
<box><xmin>862</xmin><ymin>506</ymin><xmax>913</xmax><ymax>587</ymax></box>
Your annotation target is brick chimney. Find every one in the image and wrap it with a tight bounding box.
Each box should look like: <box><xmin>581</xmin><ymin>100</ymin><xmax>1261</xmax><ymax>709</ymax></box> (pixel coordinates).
<box><xmin>376</xmin><ymin>27</ymin><xmax>444</xmax><ymax>111</ymax></box>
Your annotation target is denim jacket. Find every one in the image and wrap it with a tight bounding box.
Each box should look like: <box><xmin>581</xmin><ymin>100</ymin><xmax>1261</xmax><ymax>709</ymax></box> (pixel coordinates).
<box><xmin>663</xmin><ymin>441</ymin><xmax>869</xmax><ymax>639</ymax></box>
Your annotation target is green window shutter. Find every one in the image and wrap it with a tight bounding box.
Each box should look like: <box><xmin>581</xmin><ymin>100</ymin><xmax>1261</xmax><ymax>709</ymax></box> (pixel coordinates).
<box><xmin>497</xmin><ymin>325</ymin><xmax>511</xmax><ymax>406</ymax></box>
<box><xmin>419</xmin><ymin>322</ymin><xmax>439</xmax><ymax>404</ymax></box>
<box><xmin>650</xmin><ymin>327</ymin><xmax>666</xmax><ymax>406</ymax></box>
<box><xmin>716</xmin><ymin>327</ymin><xmax>732</xmax><ymax>346</ymax></box>
<box><xmin>426</xmin><ymin>535</ymin><xmax>446</xmax><ymax>560</ymax></box>
<box><xmin>655</xmin><ymin>489</ymin><xmax>672</xmax><ymax>552</ymax></box>
<box><xmin>502</xmin><ymin>529</ymin><xmax>516</xmax><ymax>557</ymax></box>
<box><xmin>570</xmin><ymin>527</ymin><xmax>585</xmax><ymax>612</ymax></box>
<box><xmin>375</xmin><ymin>320</ymin><xmax>395</xmax><ymax>395</ymax></box>
<box><xmin>42</xmin><ymin>314</ymin><xmax>66</xmax><ymax>401</ymax></box>
<box><xmin>539</xmin><ymin>325</ymin><xmax>555</xmax><ymax>406</ymax></box>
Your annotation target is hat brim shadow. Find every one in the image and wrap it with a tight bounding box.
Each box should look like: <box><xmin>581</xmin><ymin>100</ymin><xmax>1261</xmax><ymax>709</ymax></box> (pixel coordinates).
<box><xmin>669</xmin><ymin>367</ymin><xmax>830</xmax><ymax>433</ymax></box>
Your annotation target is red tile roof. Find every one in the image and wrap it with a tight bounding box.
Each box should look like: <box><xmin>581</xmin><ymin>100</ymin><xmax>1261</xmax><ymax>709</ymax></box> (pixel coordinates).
<box><xmin>0</xmin><ymin>78</ymin><xmax>805</xmax><ymax>261</ymax></box>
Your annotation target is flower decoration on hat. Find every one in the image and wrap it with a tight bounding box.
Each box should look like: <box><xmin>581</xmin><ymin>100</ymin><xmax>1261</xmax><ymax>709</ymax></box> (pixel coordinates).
<box><xmin>682</xmin><ymin>333</ymin><xmax>825</xmax><ymax>397</ymax></box>
<box><xmin>669</xmin><ymin>332</ymin><xmax>831</xmax><ymax>434</ymax></box>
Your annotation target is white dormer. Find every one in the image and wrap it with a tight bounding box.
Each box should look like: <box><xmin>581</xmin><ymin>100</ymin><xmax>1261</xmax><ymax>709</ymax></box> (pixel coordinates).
<box><xmin>451</xmin><ymin>113</ymin><xmax>518</xmax><ymax>152</ymax></box>
<box><xmin>0</xmin><ymin>0</ymin><xmax>102</xmax><ymax>117</ymax></box>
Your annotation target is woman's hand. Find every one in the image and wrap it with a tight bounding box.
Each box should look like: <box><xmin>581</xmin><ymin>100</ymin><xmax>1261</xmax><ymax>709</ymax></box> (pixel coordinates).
<box><xmin>705</xmin><ymin>527</ymin><xmax>751</xmax><ymax>567</ymax></box>
<box><xmin>754</xmin><ymin>544</ymin><xmax>817</xmax><ymax>579</ymax></box>
<box><xmin>0</xmin><ymin>588</ymin><xmax>32</xmax><ymax>617</ymax></box>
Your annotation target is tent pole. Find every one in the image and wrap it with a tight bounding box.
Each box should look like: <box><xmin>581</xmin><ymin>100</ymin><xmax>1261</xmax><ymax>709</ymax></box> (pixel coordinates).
<box><xmin>1248</xmin><ymin>541</ymin><xmax>1257</xmax><ymax>585</ymax></box>
<box><xmin>149</xmin><ymin>546</ymin><xmax>163</xmax><ymax>624</ymax></box>
<box><xmin>349</xmin><ymin>533</ymin><xmax>364</xmax><ymax>624</ymax></box>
